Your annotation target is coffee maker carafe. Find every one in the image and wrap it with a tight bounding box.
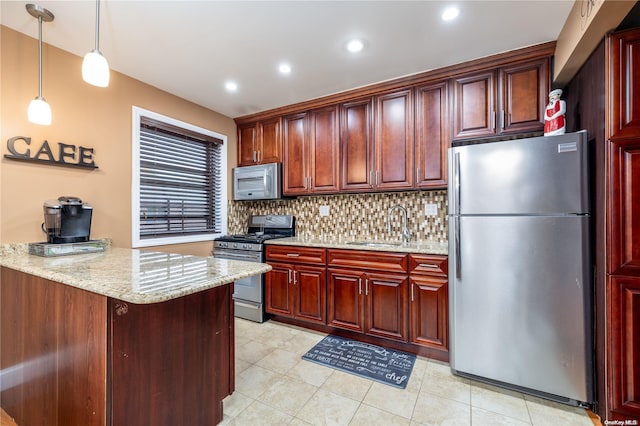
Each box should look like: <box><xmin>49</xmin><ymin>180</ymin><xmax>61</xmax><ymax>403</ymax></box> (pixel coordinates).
<box><xmin>42</xmin><ymin>196</ymin><xmax>93</xmax><ymax>244</ymax></box>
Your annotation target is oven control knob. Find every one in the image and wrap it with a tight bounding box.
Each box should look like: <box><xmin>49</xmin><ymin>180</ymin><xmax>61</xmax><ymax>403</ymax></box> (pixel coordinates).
<box><xmin>242</xmin><ymin>243</ymin><xmax>250</xmax><ymax>250</ymax></box>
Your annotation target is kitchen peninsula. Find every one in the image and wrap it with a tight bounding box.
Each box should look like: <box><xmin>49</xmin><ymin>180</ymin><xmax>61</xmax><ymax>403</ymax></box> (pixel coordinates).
<box><xmin>0</xmin><ymin>244</ymin><xmax>271</xmax><ymax>426</ymax></box>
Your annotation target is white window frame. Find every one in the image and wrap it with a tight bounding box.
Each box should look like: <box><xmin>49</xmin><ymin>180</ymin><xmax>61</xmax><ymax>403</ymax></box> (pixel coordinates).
<box><xmin>131</xmin><ymin>106</ymin><xmax>227</xmax><ymax>248</ymax></box>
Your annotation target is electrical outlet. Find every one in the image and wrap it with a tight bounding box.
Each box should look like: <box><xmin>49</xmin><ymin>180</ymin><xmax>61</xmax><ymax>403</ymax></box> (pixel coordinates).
<box><xmin>319</xmin><ymin>205</ymin><xmax>330</xmax><ymax>217</ymax></box>
<box><xmin>424</xmin><ymin>203</ymin><xmax>438</xmax><ymax>216</ymax></box>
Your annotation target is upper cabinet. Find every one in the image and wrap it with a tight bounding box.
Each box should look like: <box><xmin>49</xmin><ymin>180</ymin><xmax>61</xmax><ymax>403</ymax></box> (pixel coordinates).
<box><xmin>374</xmin><ymin>89</ymin><xmax>415</xmax><ymax>191</ymax></box>
<box><xmin>283</xmin><ymin>106</ymin><xmax>340</xmax><ymax>196</ymax></box>
<box><xmin>237</xmin><ymin>117</ymin><xmax>282</xmax><ymax>166</ymax></box>
<box><xmin>452</xmin><ymin>58</ymin><xmax>549</xmax><ymax>141</ymax></box>
<box><xmin>340</xmin><ymin>89</ymin><xmax>414</xmax><ymax>192</ymax></box>
<box><xmin>235</xmin><ymin>42</ymin><xmax>554</xmax><ymax>193</ymax></box>
<box><xmin>609</xmin><ymin>29</ymin><xmax>640</xmax><ymax>139</ymax></box>
<box><xmin>415</xmin><ymin>81</ymin><xmax>449</xmax><ymax>188</ymax></box>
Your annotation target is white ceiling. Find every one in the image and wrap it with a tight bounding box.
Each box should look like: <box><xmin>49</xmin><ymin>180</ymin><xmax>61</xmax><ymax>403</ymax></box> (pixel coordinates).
<box><xmin>1</xmin><ymin>1</ymin><xmax>574</xmax><ymax>119</ymax></box>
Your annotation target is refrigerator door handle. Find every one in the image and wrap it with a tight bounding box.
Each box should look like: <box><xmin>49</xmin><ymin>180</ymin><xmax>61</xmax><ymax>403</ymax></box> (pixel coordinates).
<box><xmin>455</xmin><ymin>152</ymin><xmax>461</xmax><ymax>215</ymax></box>
<box><xmin>455</xmin><ymin>215</ymin><xmax>461</xmax><ymax>279</ymax></box>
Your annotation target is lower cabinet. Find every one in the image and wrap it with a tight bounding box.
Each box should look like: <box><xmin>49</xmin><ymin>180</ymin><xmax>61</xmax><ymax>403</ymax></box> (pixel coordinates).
<box><xmin>265</xmin><ymin>246</ymin><xmax>327</xmax><ymax>324</ymax></box>
<box><xmin>408</xmin><ymin>255</ymin><xmax>449</xmax><ymax>351</ymax></box>
<box><xmin>327</xmin><ymin>269</ymin><xmax>408</xmax><ymax>342</ymax></box>
<box><xmin>266</xmin><ymin>245</ymin><xmax>449</xmax><ymax>359</ymax></box>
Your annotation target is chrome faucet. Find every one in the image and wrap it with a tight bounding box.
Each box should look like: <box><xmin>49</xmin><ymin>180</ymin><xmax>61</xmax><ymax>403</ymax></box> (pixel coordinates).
<box><xmin>387</xmin><ymin>204</ymin><xmax>410</xmax><ymax>243</ymax></box>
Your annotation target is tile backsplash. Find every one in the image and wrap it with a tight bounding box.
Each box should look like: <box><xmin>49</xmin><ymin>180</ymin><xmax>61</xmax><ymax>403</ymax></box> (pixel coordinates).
<box><xmin>228</xmin><ymin>190</ymin><xmax>448</xmax><ymax>243</ymax></box>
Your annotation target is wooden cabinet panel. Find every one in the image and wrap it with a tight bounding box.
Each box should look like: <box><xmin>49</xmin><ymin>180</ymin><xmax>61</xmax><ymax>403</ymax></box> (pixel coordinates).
<box><xmin>609</xmin><ymin>30</ymin><xmax>640</xmax><ymax>139</ymax></box>
<box><xmin>237</xmin><ymin>118</ymin><xmax>282</xmax><ymax>166</ymax></box>
<box><xmin>609</xmin><ymin>139</ymin><xmax>640</xmax><ymax>276</ymax></box>
<box><xmin>365</xmin><ymin>272</ymin><xmax>408</xmax><ymax>342</ymax></box>
<box><xmin>238</xmin><ymin>123</ymin><xmax>258</xmax><ymax>166</ymax></box>
<box><xmin>374</xmin><ymin>89</ymin><xmax>414</xmax><ymax>190</ymax></box>
<box><xmin>327</xmin><ymin>269</ymin><xmax>364</xmax><ymax>332</ymax></box>
<box><xmin>309</xmin><ymin>106</ymin><xmax>339</xmax><ymax>193</ymax></box>
<box><xmin>283</xmin><ymin>112</ymin><xmax>308</xmax><ymax>195</ymax></box>
<box><xmin>294</xmin><ymin>265</ymin><xmax>327</xmax><ymax>324</ymax></box>
<box><xmin>415</xmin><ymin>81</ymin><xmax>448</xmax><ymax>188</ymax></box>
<box><xmin>265</xmin><ymin>262</ymin><xmax>295</xmax><ymax>316</ymax></box>
<box><xmin>452</xmin><ymin>71</ymin><xmax>496</xmax><ymax>140</ymax></box>
<box><xmin>500</xmin><ymin>59</ymin><xmax>548</xmax><ymax>134</ymax></box>
<box><xmin>409</xmin><ymin>254</ymin><xmax>448</xmax><ymax>277</ymax></box>
<box><xmin>266</xmin><ymin>245</ymin><xmax>326</xmax><ymax>265</ymax></box>
<box><xmin>340</xmin><ymin>98</ymin><xmax>374</xmax><ymax>191</ymax></box>
<box><xmin>327</xmin><ymin>249</ymin><xmax>408</xmax><ymax>273</ymax></box>
<box><xmin>608</xmin><ymin>275</ymin><xmax>640</xmax><ymax>419</ymax></box>
<box><xmin>260</xmin><ymin>117</ymin><xmax>282</xmax><ymax>164</ymax></box>
<box><xmin>409</xmin><ymin>276</ymin><xmax>448</xmax><ymax>350</ymax></box>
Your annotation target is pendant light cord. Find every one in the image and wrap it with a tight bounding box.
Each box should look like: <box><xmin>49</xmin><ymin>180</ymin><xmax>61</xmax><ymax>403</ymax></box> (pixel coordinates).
<box><xmin>37</xmin><ymin>14</ymin><xmax>43</xmax><ymax>98</ymax></box>
<box><xmin>94</xmin><ymin>0</ymin><xmax>101</xmax><ymax>51</ymax></box>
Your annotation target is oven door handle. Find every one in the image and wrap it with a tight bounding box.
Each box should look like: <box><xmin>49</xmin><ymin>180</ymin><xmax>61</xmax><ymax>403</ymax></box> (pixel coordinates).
<box><xmin>214</xmin><ymin>251</ymin><xmax>262</xmax><ymax>262</ymax></box>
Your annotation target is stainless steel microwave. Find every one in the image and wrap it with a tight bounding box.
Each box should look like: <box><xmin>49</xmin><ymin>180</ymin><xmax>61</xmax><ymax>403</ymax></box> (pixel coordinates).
<box><xmin>233</xmin><ymin>162</ymin><xmax>283</xmax><ymax>201</ymax></box>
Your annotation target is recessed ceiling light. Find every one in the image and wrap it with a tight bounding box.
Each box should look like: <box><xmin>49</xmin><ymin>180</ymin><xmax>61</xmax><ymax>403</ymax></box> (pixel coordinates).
<box><xmin>225</xmin><ymin>81</ymin><xmax>238</xmax><ymax>92</ymax></box>
<box><xmin>442</xmin><ymin>6</ymin><xmax>460</xmax><ymax>21</ymax></box>
<box><xmin>279</xmin><ymin>63</ymin><xmax>292</xmax><ymax>75</ymax></box>
<box><xmin>346</xmin><ymin>39</ymin><xmax>365</xmax><ymax>53</ymax></box>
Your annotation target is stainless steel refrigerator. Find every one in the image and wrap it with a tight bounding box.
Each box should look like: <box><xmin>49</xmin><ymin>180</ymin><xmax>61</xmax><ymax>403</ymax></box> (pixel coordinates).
<box><xmin>448</xmin><ymin>131</ymin><xmax>594</xmax><ymax>406</ymax></box>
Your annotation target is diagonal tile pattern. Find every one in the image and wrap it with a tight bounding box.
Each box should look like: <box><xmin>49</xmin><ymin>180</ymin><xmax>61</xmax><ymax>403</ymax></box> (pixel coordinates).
<box><xmin>222</xmin><ymin>318</ymin><xmax>599</xmax><ymax>426</ymax></box>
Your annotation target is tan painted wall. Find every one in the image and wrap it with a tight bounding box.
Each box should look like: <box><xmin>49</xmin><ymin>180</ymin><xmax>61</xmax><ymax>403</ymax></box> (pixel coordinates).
<box><xmin>0</xmin><ymin>26</ymin><xmax>237</xmax><ymax>256</ymax></box>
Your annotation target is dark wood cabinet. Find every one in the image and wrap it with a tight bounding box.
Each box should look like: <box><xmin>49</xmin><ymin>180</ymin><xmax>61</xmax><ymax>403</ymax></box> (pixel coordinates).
<box><xmin>609</xmin><ymin>30</ymin><xmax>640</xmax><ymax>140</ymax></box>
<box><xmin>265</xmin><ymin>246</ymin><xmax>327</xmax><ymax>324</ymax></box>
<box><xmin>408</xmin><ymin>255</ymin><xmax>448</xmax><ymax>352</ymax></box>
<box><xmin>0</xmin><ymin>267</ymin><xmax>234</xmax><ymax>426</ymax></box>
<box><xmin>340</xmin><ymin>98</ymin><xmax>374</xmax><ymax>191</ymax></box>
<box><xmin>327</xmin><ymin>249</ymin><xmax>409</xmax><ymax>343</ymax></box>
<box><xmin>283</xmin><ymin>107</ymin><xmax>339</xmax><ymax>195</ymax></box>
<box><xmin>415</xmin><ymin>81</ymin><xmax>449</xmax><ymax>188</ymax></box>
<box><xmin>339</xmin><ymin>89</ymin><xmax>414</xmax><ymax>192</ymax></box>
<box><xmin>237</xmin><ymin>117</ymin><xmax>282</xmax><ymax>166</ymax></box>
<box><xmin>374</xmin><ymin>89</ymin><xmax>414</xmax><ymax>190</ymax></box>
<box><xmin>452</xmin><ymin>58</ymin><xmax>549</xmax><ymax>141</ymax></box>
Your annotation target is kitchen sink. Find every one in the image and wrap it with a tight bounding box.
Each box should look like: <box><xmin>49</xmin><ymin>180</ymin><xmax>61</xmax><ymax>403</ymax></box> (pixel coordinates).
<box><xmin>346</xmin><ymin>241</ymin><xmax>403</xmax><ymax>248</ymax></box>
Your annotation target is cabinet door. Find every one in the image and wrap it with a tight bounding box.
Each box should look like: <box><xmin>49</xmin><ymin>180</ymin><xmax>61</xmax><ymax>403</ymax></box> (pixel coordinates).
<box><xmin>409</xmin><ymin>276</ymin><xmax>448</xmax><ymax>350</ymax></box>
<box><xmin>500</xmin><ymin>59</ymin><xmax>548</xmax><ymax>134</ymax></box>
<box><xmin>259</xmin><ymin>117</ymin><xmax>282</xmax><ymax>164</ymax></box>
<box><xmin>609</xmin><ymin>139</ymin><xmax>640</xmax><ymax>276</ymax></box>
<box><xmin>609</xmin><ymin>30</ymin><xmax>640</xmax><ymax>139</ymax></box>
<box><xmin>364</xmin><ymin>272</ymin><xmax>408</xmax><ymax>342</ymax></box>
<box><xmin>608</xmin><ymin>275</ymin><xmax>640</xmax><ymax>419</ymax></box>
<box><xmin>294</xmin><ymin>265</ymin><xmax>327</xmax><ymax>324</ymax></box>
<box><xmin>374</xmin><ymin>89</ymin><xmax>414</xmax><ymax>190</ymax></box>
<box><xmin>283</xmin><ymin>113</ymin><xmax>308</xmax><ymax>195</ymax></box>
<box><xmin>340</xmin><ymin>98</ymin><xmax>374</xmax><ymax>191</ymax></box>
<box><xmin>309</xmin><ymin>106</ymin><xmax>339</xmax><ymax>193</ymax></box>
<box><xmin>327</xmin><ymin>269</ymin><xmax>364</xmax><ymax>332</ymax></box>
<box><xmin>452</xmin><ymin>71</ymin><xmax>497</xmax><ymax>140</ymax></box>
<box><xmin>237</xmin><ymin>123</ymin><xmax>257</xmax><ymax>166</ymax></box>
<box><xmin>415</xmin><ymin>81</ymin><xmax>449</xmax><ymax>188</ymax></box>
<box><xmin>265</xmin><ymin>263</ymin><xmax>294</xmax><ymax>317</ymax></box>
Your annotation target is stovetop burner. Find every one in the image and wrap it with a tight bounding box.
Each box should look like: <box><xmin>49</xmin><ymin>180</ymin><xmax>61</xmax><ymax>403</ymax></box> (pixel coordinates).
<box><xmin>215</xmin><ymin>233</ymin><xmax>283</xmax><ymax>244</ymax></box>
<box><xmin>214</xmin><ymin>214</ymin><xmax>296</xmax><ymax>246</ymax></box>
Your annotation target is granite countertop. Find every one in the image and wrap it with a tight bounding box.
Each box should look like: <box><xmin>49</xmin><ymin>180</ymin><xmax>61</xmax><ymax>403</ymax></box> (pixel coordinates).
<box><xmin>0</xmin><ymin>244</ymin><xmax>271</xmax><ymax>304</ymax></box>
<box><xmin>265</xmin><ymin>236</ymin><xmax>448</xmax><ymax>255</ymax></box>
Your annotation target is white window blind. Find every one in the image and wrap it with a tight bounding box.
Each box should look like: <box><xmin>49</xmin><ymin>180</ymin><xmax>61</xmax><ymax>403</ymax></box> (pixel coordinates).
<box><xmin>138</xmin><ymin>116</ymin><xmax>224</xmax><ymax>240</ymax></box>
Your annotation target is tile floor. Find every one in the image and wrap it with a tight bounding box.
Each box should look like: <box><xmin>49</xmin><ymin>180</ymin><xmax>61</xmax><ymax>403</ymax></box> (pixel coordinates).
<box><xmin>222</xmin><ymin>318</ymin><xmax>599</xmax><ymax>426</ymax></box>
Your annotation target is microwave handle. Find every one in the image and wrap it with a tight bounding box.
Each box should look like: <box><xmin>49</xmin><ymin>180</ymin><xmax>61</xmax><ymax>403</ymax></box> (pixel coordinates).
<box><xmin>264</xmin><ymin>170</ymin><xmax>272</xmax><ymax>197</ymax></box>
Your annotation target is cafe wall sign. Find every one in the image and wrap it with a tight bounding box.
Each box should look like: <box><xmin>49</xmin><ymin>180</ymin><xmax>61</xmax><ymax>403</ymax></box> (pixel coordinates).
<box><xmin>4</xmin><ymin>136</ymin><xmax>98</xmax><ymax>169</ymax></box>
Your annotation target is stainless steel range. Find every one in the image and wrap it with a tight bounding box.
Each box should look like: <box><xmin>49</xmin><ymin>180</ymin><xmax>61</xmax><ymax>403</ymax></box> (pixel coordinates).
<box><xmin>213</xmin><ymin>214</ymin><xmax>295</xmax><ymax>322</ymax></box>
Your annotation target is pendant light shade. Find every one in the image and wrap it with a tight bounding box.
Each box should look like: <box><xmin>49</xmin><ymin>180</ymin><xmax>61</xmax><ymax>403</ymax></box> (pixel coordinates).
<box><xmin>82</xmin><ymin>49</ymin><xmax>110</xmax><ymax>87</ymax></box>
<box><xmin>28</xmin><ymin>96</ymin><xmax>52</xmax><ymax>125</ymax></box>
<box><xmin>83</xmin><ymin>0</ymin><xmax>110</xmax><ymax>87</ymax></box>
<box><xmin>26</xmin><ymin>4</ymin><xmax>54</xmax><ymax>126</ymax></box>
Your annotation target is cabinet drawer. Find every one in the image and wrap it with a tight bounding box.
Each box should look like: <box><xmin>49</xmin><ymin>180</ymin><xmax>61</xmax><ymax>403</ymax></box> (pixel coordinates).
<box><xmin>327</xmin><ymin>249</ymin><xmax>408</xmax><ymax>273</ymax></box>
<box><xmin>409</xmin><ymin>255</ymin><xmax>448</xmax><ymax>277</ymax></box>
<box><xmin>266</xmin><ymin>245</ymin><xmax>326</xmax><ymax>265</ymax></box>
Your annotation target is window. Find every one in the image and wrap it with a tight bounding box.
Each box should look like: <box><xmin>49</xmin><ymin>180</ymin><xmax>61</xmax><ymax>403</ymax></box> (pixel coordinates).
<box><xmin>132</xmin><ymin>107</ymin><xmax>227</xmax><ymax>247</ymax></box>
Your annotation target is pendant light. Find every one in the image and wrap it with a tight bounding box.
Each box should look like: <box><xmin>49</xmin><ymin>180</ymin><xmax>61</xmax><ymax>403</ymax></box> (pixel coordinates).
<box><xmin>26</xmin><ymin>4</ymin><xmax>54</xmax><ymax>126</ymax></box>
<box><xmin>82</xmin><ymin>0</ymin><xmax>110</xmax><ymax>87</ymax></box>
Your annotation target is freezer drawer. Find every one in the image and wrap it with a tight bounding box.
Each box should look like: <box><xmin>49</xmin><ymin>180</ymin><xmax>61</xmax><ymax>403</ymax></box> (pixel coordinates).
<box><xmin>448</xmin><ymin>215</ymin><xmax>593</xmax><ymax>404</ymax></box>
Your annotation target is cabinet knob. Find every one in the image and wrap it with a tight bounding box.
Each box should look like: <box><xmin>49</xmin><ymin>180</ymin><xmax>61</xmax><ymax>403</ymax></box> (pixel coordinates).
<box><xmin>115</xmin><ymin>302</ymin><xmax>129</xmax><ymax>316</ymax></box>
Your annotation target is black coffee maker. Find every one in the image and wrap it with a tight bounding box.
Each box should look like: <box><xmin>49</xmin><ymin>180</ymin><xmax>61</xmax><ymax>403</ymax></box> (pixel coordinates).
<box><xmin>42</xmin><ymin>196</ymin><xmax>93</xmax><ymax>244</ymax></box>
